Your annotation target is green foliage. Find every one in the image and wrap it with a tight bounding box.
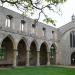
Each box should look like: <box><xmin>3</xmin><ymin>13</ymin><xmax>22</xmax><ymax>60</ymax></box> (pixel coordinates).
<box><xmin>45</xmin><ymin>0</ymin><xmax>66</xmax><ymax>3</ymax></box>
<box><xmin>0</xmin><ymin>0</ymin><xmax>66</xmax><ymax>25</ymax></box>
<box><xmin>0</xmin><ymin>47</ymin><xmax>6</xmax><ymax>60</ymax></box>
<box><xmin>43</xmin><ymin>18</ymin><xmax>56</xmax><ymax>26</ymax></box>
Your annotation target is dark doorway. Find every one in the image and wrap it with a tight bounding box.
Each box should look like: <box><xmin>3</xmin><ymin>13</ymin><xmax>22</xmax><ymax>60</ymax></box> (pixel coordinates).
<box><xmin>17</xmin><ymin>39</ymin><xmax>26</xmax><ymax>66</ymax></box>
<box><xmin>30</xmin><ymin>41</ymin><xmax>37</xmax><ymax>66</ymax></box>
<box><xmin>40</xmin><ymin>43</ymin><xmax>47</xmax><ymax>65</ymax></box>
<box><xmin>71</xmin><ymin>52</ymin><xmax>75</xmax><ymax>65</ymax></box>
<box><xmin>1</xmin><ymin>36</ymin><xmax>14</xmax><ymax>66</ymax></box>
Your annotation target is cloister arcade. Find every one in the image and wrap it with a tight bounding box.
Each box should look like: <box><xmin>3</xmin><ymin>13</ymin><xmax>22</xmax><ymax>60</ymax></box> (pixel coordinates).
<box><xmin>0</xmin><ymin>34</ymin><xmax>56</xmax><ymax>67</ymax></box>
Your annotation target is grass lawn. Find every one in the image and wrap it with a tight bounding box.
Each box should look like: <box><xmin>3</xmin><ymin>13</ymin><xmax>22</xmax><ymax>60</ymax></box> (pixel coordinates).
<box><xmin>0</xmin><ymin>66</ymin><xmax>75</xmax><ymax>75</ymax></box>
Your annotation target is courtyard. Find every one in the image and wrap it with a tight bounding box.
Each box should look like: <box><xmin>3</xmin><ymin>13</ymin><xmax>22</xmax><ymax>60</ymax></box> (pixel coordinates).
<box><xmin>0</xmin><ymin>66</ymin><xmax>75</xmax><ymax>75</ymax></box>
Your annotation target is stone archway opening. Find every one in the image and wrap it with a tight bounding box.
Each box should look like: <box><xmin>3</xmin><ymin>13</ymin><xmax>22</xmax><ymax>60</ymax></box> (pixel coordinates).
<box><xmin>17</xmin><ymin>39</ymin><xmax>26</xmax><ymax>66</ymax></box>
<box><xmin>71</xmin><ymin>52</ymin><xmax>75</xmax><ymax>65</ymax></box>
<box><xmin>0</xmin><ymin>36</ymin><xmax>14</xmax><ymax>67</ymax></box>
<box><xmin>40</xmin><ymin>43</ymin><xmax>47</xmax><ymax>65</ymax></box>
<box><xmin>50</xmin><ymin>44</ymin><xmax>56</xmax><ymax>64</ymax></box>
<box><xmin>30</xmin><ymin>41</ymin><xmax>37</xmax><ymax>66</ymax></box>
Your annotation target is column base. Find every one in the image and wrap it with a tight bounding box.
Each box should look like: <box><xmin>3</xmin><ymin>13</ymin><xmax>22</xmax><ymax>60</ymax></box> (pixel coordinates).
<box><xmin>36</xmin><ymin>63</ymin><xmax>40</xmax><ymax>66</ymax></box>
<box><xmin>12</xmin><ymin>64</ymin><xmax>17</xmax><ymax>68</ymax></box>
<box><xmin>47</xmin><ymin>62</ymin><xmax>50</xmax><ymax>66</ymax></box>
<box><xmin>26</xmin><ymin>63</ymin><xmax>29</xmax><ymax>67</ymax></box>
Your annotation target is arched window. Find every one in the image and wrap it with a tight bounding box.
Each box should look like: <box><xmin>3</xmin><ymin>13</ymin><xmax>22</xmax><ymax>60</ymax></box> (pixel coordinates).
<box><xmin>31</xmin><ymin>24</ymin><xmax>36</xmax><ymax>34</ymax></box>
<box><xmin>42</xmin><ymin>27</ymin><xmax>46</xmax><ymax>36</ymax></box>
<box><xmin>70</xmin><ymin>31</ymin><xmax>75</xmax><ymax>47</ymax></box>
<box><xmin>20</xmin><ymin>20</ymin><xmax>25</xmax><ymax>31</ymax></box>
<box><xmin>50</xmin><ymin>43</ymin><xmax>56</xmax><ymax>64</ymax></box>
<box><xmin>5</xmin><ymin>15</ymin><xmax>13</xmax><ymax>27</ymax></box>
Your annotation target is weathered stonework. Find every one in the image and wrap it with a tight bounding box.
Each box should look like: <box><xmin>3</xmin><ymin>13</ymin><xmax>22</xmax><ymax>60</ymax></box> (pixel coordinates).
<box><xmin>0</xmin><ymin>6</ymin><xmax>75</xmax><ymax>67</ymax></box>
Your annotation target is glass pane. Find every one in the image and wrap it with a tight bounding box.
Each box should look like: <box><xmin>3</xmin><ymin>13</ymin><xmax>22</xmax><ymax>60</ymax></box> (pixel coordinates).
<box><xmin>22</xmin><ymin>24</ymin><xmax>24</xmax><ymax>31</ymax></box>
<box><xmin>73</xmin><ymin>32</ymin><xmax>75</xmax><ymax>47</ymax></box>
<box><xmin>5</xmin><ymin>19</ymin><xmax>8</xmax><ymax>27</ymax></box>
<box><xmin>8</xmin><ymin>19</ymin><xmax>11</xmax><ymax>27</ymax></box>
<box><xmin>70</xmin><ymin>32</ymin><xmax>72</xmax><ymax>47</ymax></box>
<box><xmin>5</xmin><ymin>18</ymin><xmax>11</xmax><ymax>27</ymax></box>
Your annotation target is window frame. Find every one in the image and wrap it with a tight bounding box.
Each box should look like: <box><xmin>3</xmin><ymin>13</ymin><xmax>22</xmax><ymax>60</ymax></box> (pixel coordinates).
<box><xmin>5</xmin><ymin>15</ymin><xmax>13</xmax><ymax>28</ymax></box>
<box><xmin>42</xmin><ymin>27</ymin><xmax>46</xmax><ymax>36</ymax></box>
<box><xmin>70</xmin><ymin>31</ymin><xmax>75</xmax><ymax>47</ymax></box>
<box><xmin>31</xmin><ymin>24</ymin><xmax>36</xmax><ymax>34</ymax></box>
<box><xmin>20</xmin><ymin>20</ymin><xmax>25</xmax><ymax>31</ymax></box>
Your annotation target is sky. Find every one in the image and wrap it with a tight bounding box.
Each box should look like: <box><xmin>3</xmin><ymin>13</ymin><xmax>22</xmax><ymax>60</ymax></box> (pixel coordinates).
<box><xmin>55</xmin><ymin>0</ymin><xmax>75</xmax><ymax>28</ymax></box>
<box><xmin>3</xmin><ymin>0</ymin><xmax>75</xmax><ymax>28</ymax></box>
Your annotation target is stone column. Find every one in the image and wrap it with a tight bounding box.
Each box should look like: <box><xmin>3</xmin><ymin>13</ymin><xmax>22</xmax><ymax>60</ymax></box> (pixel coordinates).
<box><xmin>13</xmin><ymin>49</ymin><xmax>18</xmax><ymax>68</ymax></box>
<box><xmin>56</xmin><ymin>43</ymin><xmax>60</xmax><ymax>65</ymax></box>
<box><xmin>47</xmin><ymin>52</ymin><xmax>50</xmax><ymax>66</ymax></box>
<box><xmin>26</xmin><ymin>50</ymin><xmax>30</xmax><ymax>66</ymax></box>
<box><xmin>36</xmin><ymin>51</ymin><xmax>40</xmax><ymax>66</ymax></box>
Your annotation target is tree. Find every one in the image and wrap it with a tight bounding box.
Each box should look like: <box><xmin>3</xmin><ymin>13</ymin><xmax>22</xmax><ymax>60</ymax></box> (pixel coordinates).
<box><xmin>0</xmin><ymin>0</ymin><xmax>66</xmax><ymax>25</ymax></box>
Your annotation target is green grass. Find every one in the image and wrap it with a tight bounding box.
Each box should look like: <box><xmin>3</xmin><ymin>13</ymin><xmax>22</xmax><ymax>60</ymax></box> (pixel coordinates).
<box><xmin>0</xmin><ymin>66</ymin><xmax>75</xmax><ymax>75</ymax></box>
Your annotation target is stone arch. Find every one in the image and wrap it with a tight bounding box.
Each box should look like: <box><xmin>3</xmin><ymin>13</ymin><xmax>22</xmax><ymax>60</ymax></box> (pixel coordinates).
<box><xmin>19</xmin><ymin>37</ymin><xmax>28</xmax><ymax>46</ymax></box>
<box><xmin>40</xmin><ymin>41</ymin><xmax>48</xmax><ymax>65</ymax></box>
<box><xmin>1</xmin><ymin>34</ymin><xmax>16</xmax><ymax>49</ymax></box>
<box><xmin>71</xmin><ymin>52</ymin><xmax>75</xmax><ymax>65</ymax></box>
<box><xmin>0</xmin><ymin>34</ymin><xmax>15</xmax><ymax>66</ymax></box>
<box><xmin>50</xmin><ymin>43</ymin><xmax>56</xmax><ymax>64</ymax></box>
<box><xmin>29</xmin><ymin>40</ymin><xmax>37</xmax><ymax>66</ymax></box>
<box><xmin>17</xmin><ymin>38</ymin><xmax>27</xmax><ymax>66</ymax></box>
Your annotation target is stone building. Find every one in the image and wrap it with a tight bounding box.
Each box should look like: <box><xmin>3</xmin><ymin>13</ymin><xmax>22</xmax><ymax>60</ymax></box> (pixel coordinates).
<box><xmin>57</xmin><ymin>15</ymin><xmax>75</xmax><ymax>66</ymax></box>
<box><xmin>0</xmin><ymin>6</ymin><xmax>58</xmax><ymax>67</ymax></box>
<box><xmin>0</xmin><ymin>6</ymin><xmax>75</xmax><ymax>67</ymax></box>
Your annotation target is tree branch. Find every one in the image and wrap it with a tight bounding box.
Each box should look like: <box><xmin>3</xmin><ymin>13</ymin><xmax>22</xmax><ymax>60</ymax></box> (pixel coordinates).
<box><xmin>1</xmin><ymin>0</ymin><xmax>18</xmax><ymax>4</ymax></box>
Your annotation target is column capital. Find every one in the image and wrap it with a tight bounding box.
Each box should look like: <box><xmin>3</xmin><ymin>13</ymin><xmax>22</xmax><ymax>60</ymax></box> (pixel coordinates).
<box><xmin>47</xmin><ymin>50</ymin><xmax>50</xmax><ymax>53</ymax></box>
<box><xmin>13</xmin><ymin>49</ymin><xmax>17</xmax><ymax>51</ymax></box>
<box><xmin>37</xmin><ymin>50</ymin><xmax>40</xmax><ymax>52</ymax></box>
<box><xmin>26</xmin><ymin>49</ymin><xmax>30</xmax><ymax>51</ymax></box>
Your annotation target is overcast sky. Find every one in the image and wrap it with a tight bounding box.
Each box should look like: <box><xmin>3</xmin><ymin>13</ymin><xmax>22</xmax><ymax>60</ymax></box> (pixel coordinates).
<box><xmin>55</xmin><ymin>0</ymin><xmax>75</xmax><ymax>28</ymax></box>
<box><xmin>3</xmin><ymin>0</ymin><xmax>75</xmax><ymax>28</ymax></box>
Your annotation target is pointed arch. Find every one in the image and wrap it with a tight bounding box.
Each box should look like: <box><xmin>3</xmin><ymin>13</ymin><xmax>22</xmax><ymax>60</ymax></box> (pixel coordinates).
<box><xmin>30</xmin><ymin>39</ymin><xmax>38</xmax><ymax>50</ymax></box>
<box><xmin>71</xmin><ymin>52</ymin><xmax>75</xmax><ymax>65</ymax></box>
<box><xmin>17</xmin><ymin>38</ymin><xmax>27</xmax><ymax>66</ymax></box>
<box><xmin>50</xmin><ymin>43</ymin><xmax>57</xmax><ymax>49</ymax></box>
<box><xmin>50</xmin><ymin>43</ymin><xmax>56</xmax><ymax>64</ymax></box>
<box><xmin>17</xmin><ymin>37</ymin><xmax>28</xmax><ymax>49</ymax></box>
<box><xmin>0</xmin><ymin>34</ymin><xmax>15</xmax><ymax>66</ymax></box>
<box><xmin>40</xmin><ymin>41</ymin><xmax>48</xmax><ymax>65</ymax></box>
<box><xmin>1</xmin><ymin>34</ymin><xmax>15</xmax><ymax>49</ymax></box>
<box><xmin>29</xmin><ymin>40</ymin><xmax>37</xmax><ymax>66</ymax></box>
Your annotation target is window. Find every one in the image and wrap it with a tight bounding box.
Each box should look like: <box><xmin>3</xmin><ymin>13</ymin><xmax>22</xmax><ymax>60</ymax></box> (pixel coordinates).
<box><xmin>0</xmin><ymin>47</ymin><xmax>6</xmax><ymax>60</ymax></box>
<box><xmin>50</xmin><ymin>44</ymin><xmax>56</xmax><ymax>64</ymax></box>
<box><xmin>32</xmin><ymin>24</ymin><xmax>36</xmax><ymax>34</ymax></box>
<box><xmin>20</xmin><ymin>20</ymin><xmax>25</xmax><ymax>31</ymax></box>
<box><xmin>52</xmin><ymin>31</ymin><xmax>54</xmax><ymax>34</ymax></box>
<box><xmin>5</xmin><ymin>15</ymin><xmax>13</xmax><ymax>27</ymax></box>
<box><xmin>43</xmin><ymin>27</ymin><xmax>46</xmax><ymax>36</ymax></box>
<box><xmin>70</xmin><ymin>31</ymin><xmax>75</xmax><ymax>47</ymax></box>
<box><xmin>52</xmin><ymin>30</ymin><xmax>55</xmax><ymax>39</ymax></box>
